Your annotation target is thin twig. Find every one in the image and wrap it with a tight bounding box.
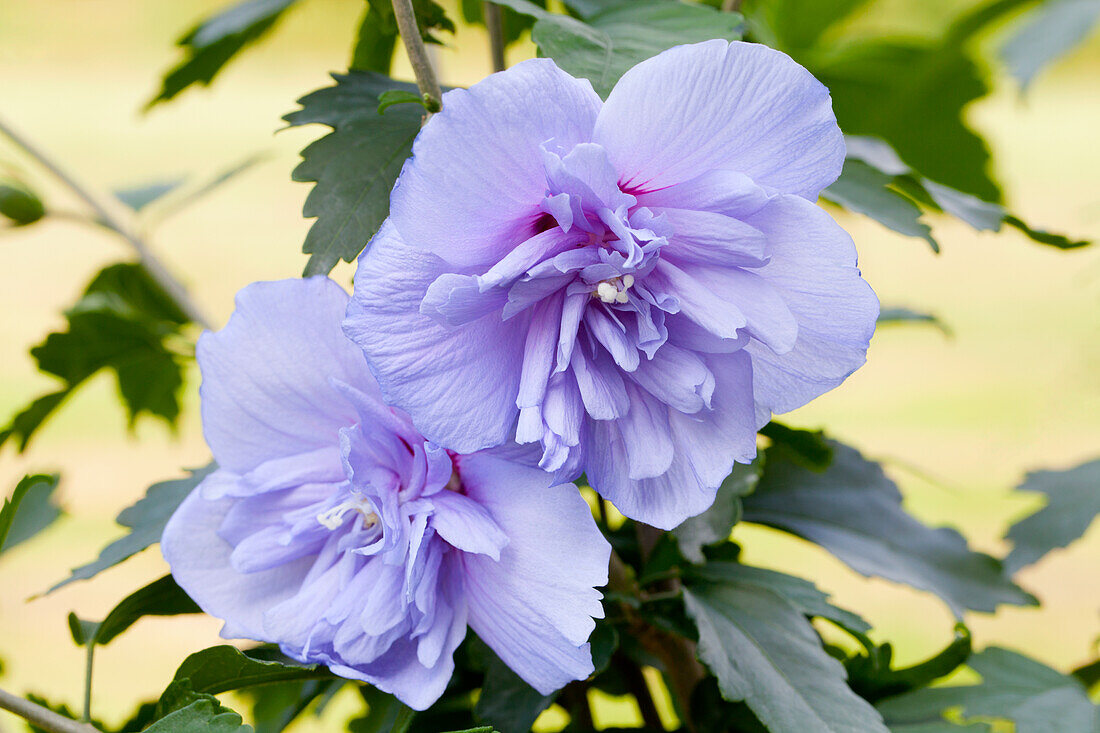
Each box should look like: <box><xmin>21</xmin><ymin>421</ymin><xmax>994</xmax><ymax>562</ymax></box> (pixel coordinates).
<box><xmin>721</xmin><ymin>0</ymin><xmax>743</xmax><ymax>11</ymax></box>
<box><xmin>483</xmin><ymin>1</ymin><xmax>506</xmax><ymax>73</ymax></box>
<box><xmin>614</xmin><ymin>652</ymin><xmax>664</xmax><ymax>730</ymax></box>
<box><xmin>0</xmin><ymin>687</ymin><xmax>100</xmax><ymax>733</ymax></box>
<box><xmin>0</xmin><ymin>115</ymin><xmax>212</xmax><ymax>330</ymax></box>
<box><xmin>390</xmin><ymin>0</ymin><xmax>443</xmax><ymax>121</ymax></box>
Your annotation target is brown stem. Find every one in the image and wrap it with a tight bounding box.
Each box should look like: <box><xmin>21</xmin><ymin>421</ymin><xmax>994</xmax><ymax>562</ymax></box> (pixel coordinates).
<box><xmin>390</xmin><ymin>0</ymin><xmax>443</xmax><ymax>121</ymax></box>
<box><xmin>0</xmin><ymin>687</ymin><xmax>99</xmax><ymax>733</ymax></box>
<box><xmin>615</xmin><ymin>652</ymin><xmax>664</xmax><ymax>730</ymax></box>
<box><xmin>483</xmin><ymin>1</ymin><xmax>506</xmax><ymax>72</ymax></box>
<box><xmin>561</xmin><ymin>681</ymin><xmax>594</xmax><ymax>729</ymax></box>
<box><xmin>721</xmin><ymin>0</ymin><xmax>743</xmax><ymax>11</ymax></box>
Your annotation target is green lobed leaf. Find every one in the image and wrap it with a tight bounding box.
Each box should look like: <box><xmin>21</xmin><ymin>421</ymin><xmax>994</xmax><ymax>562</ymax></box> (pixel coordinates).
<box><xmin>741</xmin><ymin>439</ymin><xmax>1035</xmax><ymax>616</ymax></box>
<box><xmin>284</xmin><ymin>72</ymin><xmax>423</xmax><ymax>275</ymax></box>
<box><xmin>1004</xmin><ymin>214</ymin><xmax>1091</xmax><ymax>249</ymax></box>
<box><xmin>0</xmin><ymin>473</ymin><xmax>62</xmax><ymax>554</ymax></box>
<box><xmin>93</xmin><ymin>575</ymin><xmax>200</xmax><ymax>646</ymax></box>
<box><xmin>48</xmin><ymin>463</ymin><xmax>215</xmax><ymax>592</ymax></box>
<box><xmin>171</xmin><ymin>645</ymin><xmax>332</xmax><ymax>696</ymax></box>
<box><xmin>877</xmin><ymin>647</ymin><xmax>1100</xmax><ymax>732</ymax></box>
<box><xmin>150</xmin><ymin>680</ymin><xmax>254</xmax><ymax>733</ymax></box>
<box><xmin>685</xmin><ymin>561</ymin><xmax>871</xmax><ymax>634</ymax></box>
<box><xmin>149</xmin><ymin>0</ymin><xmax>301</xmax><ymax>107</ymax></box>
<box><xmin>240</xmin><ymin>679</ymin><xmax>342</xmax><ymax>733</ymax></box>
<box><xmin>1000</xmin><ymin>0</ymin><xmax>1100</xmax><ymax>89</ymax></box>
<box><xmin>492</xmin><ymin>0</ymin><xmax>743</xmax><ymax>97</ymax></box>
<box><xmin>674</xmin><ymin>458</ymin><xmax>761</xmax><ymax>563</ymax></box>
<box><xmin>1</xmin><ymin>263</ymin><xmax>191</xmax><ymax>452</ymax></box>
<box><xmin>0</xmin><ymin>180</ymin><xmax>46</xmax><ymax>225</ymax></box>
<box><xmin>1004</xmin><ymin>457</ymin><xmax>1100</xmax><ymax>572</ymax></box>
<box><xmin>684</xmin><ymin>575</ymin><xmax>889</xmax><ymax>732</ymax></box>
<box><xmin>460</xmin><ymin>0</ymin><xmax>545</xmax><ymax>46</ymax></box>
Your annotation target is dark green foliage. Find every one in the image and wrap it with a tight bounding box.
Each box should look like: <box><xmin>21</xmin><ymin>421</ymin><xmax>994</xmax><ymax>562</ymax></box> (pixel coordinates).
<box><xmin>673</xmin><ymin>459</ymin><xmax>761</xmax><ymax>563</ymax></box>
<box><xmin>1004</xmin><ymin>215</ymin><xmax>1091</xmax><ymax>249</ymax></box>
<box><xmin>877</xmin><ymin>647</ymin><xmax>1100</xmax><ymax>731</ymax></box>
<box><xmin>49</xmin><ymin>463</ymin><xmax>214</xmax><ymax>591</ymax></box>
<box><xmin>491</xmin><ymin>0</ymin><xmax>743</xmax><ymax>97</ymax></box>
<box><xmin>1004</xmin><ymin>457</ymin><xmax>1100</xmax><ymax>571</ymax></box>
<box><xmin>684</xmin><ymin>569</ymin><xmax>889</xmax><ymax>732</ymax></box>
<box><xmin>240</xmin><ymin>679</ymin><xmax>344</xmax><ymax>733</ymax></box>
<box><xmin>351</xmin><ymin>0</ymin><xmax>455</xmax><ymax>74</ymax></box>
<box><xmin>0</xmin><ymin>179</ymin><xmax>46</xmax><ymax>225</ymax></box>
<box><xmin>0</xmin><ymin>473</ymin><xmax>62</xmax><ymax>553</ymax></box>
<box><xmin>284</xmin><ymin>72</ymin><xmax>423</xmax><ymax>275</ymax></box>
<box><xmin>474</xmin><ymin>652</ymin><xmax>554</xmax><ymax>733</ymax></box>
<box><xmin>460</xmin><ymin>0</ymin><xmax>544</xmax><ymax>47</ymax></box>
<box><xmin>92</xmin><ymin>575</ymin><xmax>201</xmax><ymax>646</ymax></box>
<box><xmin>351</xmin><ymin>685</ymin><xmax>416</xmax><ymax>733</ymax></box>
<box><xmin>742</xmin><ymin>439</ymin><xmax>1035</xmax><ymax>616</ymax></box>
<box><xmin>0</xmin><ymin>263</ymin><xmax>191</xmax><ymax>452</ymax></box>
<box><xmin>151</xmin><ymin>679</ymin><xmax>254</xmax><ymax>732</ymax></box>
<box><xmin>149</xmin><ymin>0</ymin><xmax>302</xmax><ymax>107</ymax></box>
<box><xmin>758</xmin><ymin>422</ymin><xmax>833</xmax><ymax>471</ymax></box>
<box><xmin>170</xmin><ymin>645</ymin><xmax>332</xmax><ymax>696</ymax></box>
<box><xmin>844</xmin><ymin>625</ymin><xmax>972</xmax><ymax>702</ymax></box>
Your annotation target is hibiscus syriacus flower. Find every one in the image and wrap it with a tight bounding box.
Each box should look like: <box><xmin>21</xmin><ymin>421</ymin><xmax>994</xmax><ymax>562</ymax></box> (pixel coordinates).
<box><xmin>345</xmin><ymin>40</ymin><xmax>878</xmax><ymax>529</ymax></box>
<box><xmin>162</xmin><ymin>278</ymin><xmax>609</xmax><ymax>710</ymax></box>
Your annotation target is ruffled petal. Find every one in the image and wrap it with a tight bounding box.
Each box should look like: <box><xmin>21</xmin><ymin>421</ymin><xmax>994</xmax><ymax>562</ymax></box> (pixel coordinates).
<box><xmin>458</xmin><ymin>452</ymin><xmax>608</xmax><ymax>694</ymax></box>
<box><xmin>161</xmin><ymin>476</ymin><xmax>313</xmax><ymax>640</ymax></box>
<box><xmin>344</xmin><ymin>223</ymin><xmax>528</xmax><ymax>454</ymax></box>
<box><xmin>740</xmin><ymin>195</ymin><xmax>879</xmax><ymax>419</ymax></box>
<box><xmin>198</xmin><ymin>277</ymin><xmax>374</xmax><ymax>474</ymax></box>
<box><xmin>594</xmin><ymin>40</ymin><xmax>844</xmax><ymax>200</ymax></box>
<box><xmin>389</xmin><ymin>59</ymin><xmax>603</xmax><ymax>268</ymax></box>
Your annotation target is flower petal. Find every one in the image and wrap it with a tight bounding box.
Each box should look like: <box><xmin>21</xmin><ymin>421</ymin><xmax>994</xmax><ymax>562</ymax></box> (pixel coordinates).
<box><xmin>197</xmin><ymin>277</ymin><xmax>373</xmax><ymax>474</ymax></box>
<box><xmin>740</xmin><ymin>195</ymin><xmax>879</xmax><ymax>419</ymax></box>
<box><xmin>594</xmin><ymin>40</ymin><xmax>844</xmax><ymax>200</ymax></box>
<box><xmin>389</xmin><ymin>58</ymin><xmax>603</xmax><ymax>268</ymax></box>
<box><xmin>161</xmin><ymin>477</ymin><xmax>313</xmax><ymax>640</ymax></box>
<box><xmin>345</xmin><ymin>223</ymin><xmax>528</xmax><ymax>454</ymax></box>
<box><xmin>458</xmin><ymin>452</ymin><xmax>609</xmax><ymax>694</ymax></box>
<box><xmin>430</xmin><ymin>491</ymin><xmax>509</xmax><ymax>561</ymax></box>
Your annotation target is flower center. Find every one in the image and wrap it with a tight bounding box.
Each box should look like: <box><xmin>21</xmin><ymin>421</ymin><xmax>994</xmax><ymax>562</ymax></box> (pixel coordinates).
<box><xmin>593</xmin><ymin>274</ymin><xmax>634</xmax><ymax>304</ymax></box>
<box><xmin>316</xmin><ymin>494</ymin><xmax>378</xmax><ymax>530</ymax></box>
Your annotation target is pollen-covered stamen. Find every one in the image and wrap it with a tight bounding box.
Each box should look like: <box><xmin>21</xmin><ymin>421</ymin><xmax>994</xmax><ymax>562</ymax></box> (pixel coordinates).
<box><xmin>593</xmin><ymin>274</ymin><xmax>635</xmax><ymax>304</ymax></box>
<box><xmin>317</xmin><ymin>494</ymin><xmax>379</xmax><ymax>530</ymax></box>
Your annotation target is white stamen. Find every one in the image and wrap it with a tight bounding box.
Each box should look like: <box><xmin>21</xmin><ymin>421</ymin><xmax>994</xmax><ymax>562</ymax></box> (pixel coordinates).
<box><xmin>317</xmin><ymin>495</ymin><xmax>378</xmax><ymax>530</ymax></box>
<box><xmin>622</xmin><ymin>274</ymin><xmax>635</xmax><ymax>288</ymax></box>
<box><xmin>596</xmin><ymin>281</ymin><xmax>618</xmax><ymax>303</ymax></box>
<box><xmin>614</xmin><ymin>291</ymin><xmax>629</xmax><ymax>304</ymax></box>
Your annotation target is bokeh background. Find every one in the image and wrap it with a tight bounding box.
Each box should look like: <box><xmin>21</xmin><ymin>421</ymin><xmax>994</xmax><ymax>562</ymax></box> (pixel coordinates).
<box><xmin>1</xmin><ymin>0</ymin><xmax>1098</xmax><ymax>729</ymax></box>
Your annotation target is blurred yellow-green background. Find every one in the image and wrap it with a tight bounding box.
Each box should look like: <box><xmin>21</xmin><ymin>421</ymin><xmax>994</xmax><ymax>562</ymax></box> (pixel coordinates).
<box><xmin>1</xmin><ymin>0</ymin><xmax>1098</xmax><ymax>729</ymax></box>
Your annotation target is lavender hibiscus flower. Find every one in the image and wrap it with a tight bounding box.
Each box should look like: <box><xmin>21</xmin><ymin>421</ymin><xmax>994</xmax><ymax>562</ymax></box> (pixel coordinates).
<box><xmin>161</xmin><ymin>277</ymin><xmax>609</xmax><ymax>710</ymax></box>
<box><xmin>344</xmin><ymin>40</ymin><xmax>878</xmax><ymax>530</ymax></box>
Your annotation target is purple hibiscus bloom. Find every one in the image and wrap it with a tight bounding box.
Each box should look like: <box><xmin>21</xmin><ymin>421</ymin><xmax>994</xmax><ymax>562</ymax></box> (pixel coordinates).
<box><xmin>344</xmin><ymin>40</ymin><xmax>879</xmax><ymax>530</ymax></box>
<box><xmin>162</xmin><ymin>277</ymin><xmax>609</xmax><ymax>710</ymax></box>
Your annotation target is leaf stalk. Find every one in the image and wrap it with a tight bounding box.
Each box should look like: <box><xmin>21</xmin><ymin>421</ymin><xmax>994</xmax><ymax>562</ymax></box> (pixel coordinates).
<box><xmin>390</xmin><ymin>0</ymin><xmax>444</xmax><ymax>122</ymax></box>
